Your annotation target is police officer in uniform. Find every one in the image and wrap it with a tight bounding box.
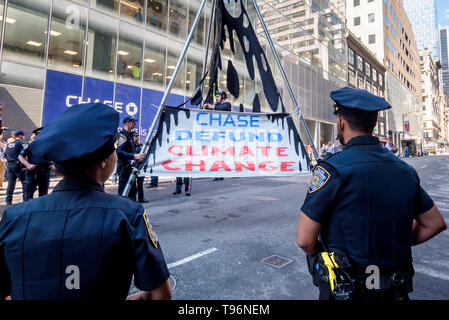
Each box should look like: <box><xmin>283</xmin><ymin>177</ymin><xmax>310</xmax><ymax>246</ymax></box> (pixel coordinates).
<box><xmin>18</xmin><ymin>127</ymin><xmax>53</xmax><ymax>201</ymax></box>
<box><xmin>117</xmin><ymin>116</ymin><xmax>145</xmax><ymax>200</ymax></box>
<box><xmin>4</xmin><ymin>130</ymin><xmax>26</xmax><ymax>205</ymax></box>
<box><xmin>0</xmin><ymin>103</ymin><xmax>171</xmax><ymax>300</ymax></box>
<box><xmin>297</xmin><ymin>87</ymin><xmax>447</xmax><ymax>300</ymax></box>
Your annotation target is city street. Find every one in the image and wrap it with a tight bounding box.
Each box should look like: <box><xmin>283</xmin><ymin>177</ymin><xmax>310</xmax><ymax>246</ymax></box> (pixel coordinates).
<box><xmin>1</xmin><ymin>155</ymin><xmax>448</xmax><ymax>299</ymax></box>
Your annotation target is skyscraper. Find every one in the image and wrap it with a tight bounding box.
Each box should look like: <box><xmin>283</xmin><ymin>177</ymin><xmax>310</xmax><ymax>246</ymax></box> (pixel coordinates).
<box><xmin>439</xmin><ymin>27</ymin><xmax>449</xmax><ymax>98</ymax></box>
<box><xmin>403</xmin><ymin>0</ymin><xmax>439</xmax><ymax>60</ymax></box>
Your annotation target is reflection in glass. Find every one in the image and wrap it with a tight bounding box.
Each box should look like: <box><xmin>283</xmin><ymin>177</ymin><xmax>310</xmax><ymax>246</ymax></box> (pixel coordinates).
<box><xmin>3</xmin><ymin>0</ymin><xmax>50</xmax><ymax>65</ymax></box>
<box><xmin>146</xmin><ymin>0</ymin><xmax>168</xmax><ymax>33</ymax></box>
<box><xmin>168</xmin><ymin>0</ymin><xmax>187</xmax><ymax>39</ymax></box>
<box><xmin>48</xmin><ymin>1</ymin><xmax>87</xmax><ymax>73</ymax></box>
<box><xmin>117</xmin><ymin>21</ymin><xmax>143</xmax><ymax>84</ymax></box>
<box><xmin>85</xmin><ymin>11</ymin><xmax>117</xmax><ymax>80</ymax></box>
<box><xmin>186</xmin><ymin>53</ymin><xmax>203</xmax><ymax>95</ymax></box>
<box><xmin>120</xmin><ymin>0</ymin><xmax>145</xmax><ymax>24</ymax></box>
<box><xmin>91</xmin><ymin>0</ymin><xmax>118</xmax><ymax>15</ymax></box>
<box><xmin>167</xmin><ymin>50</ymin><xmax>185</xmax><ymax>95</ymax></box>
<box><xmin>188</xmin><ymin>1</ymin><xmax>205</xmax><ymax>46</ymax></box>
<box><xmin>143</xmin><ymin>31</ymin><xmax>166</xmax><ymax>90</ymax></box>
<box><xmin>0</xmin><ymin>1</ymin><xmax>3</xmax><ymax>41</ymax></box>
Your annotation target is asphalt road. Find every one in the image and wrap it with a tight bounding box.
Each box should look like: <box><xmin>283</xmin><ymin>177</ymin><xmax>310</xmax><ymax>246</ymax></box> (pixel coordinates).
<box><xmin>134</xmin><ymin>155</ymin><xmax>449</xmax><ymax>300</ymax></box>
<box><xmin>1</xmin><ymin>155</ymin><xmax>448</xmax><ymax>299</ymax></box>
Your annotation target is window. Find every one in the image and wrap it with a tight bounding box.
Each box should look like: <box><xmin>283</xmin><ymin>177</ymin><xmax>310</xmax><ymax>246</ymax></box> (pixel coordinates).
<box><xmin>143</xmin><ymin>31</ymin><xmax>166</xmax><ymax>90</ymax></box>
<box><xmin>91</xmin><ymin>0</ymin><xmax>118</xmax><ymax>15</ymax></box>
<box><xmin>372</xmin><ymin>69</ymin><xmax>378</xmax><ymax>82</ymax></box>
<box><xmin>354</xmin><ymin>16</ymin><xmax>361</xmax><ymax>26</ymax></box>
<box><xmin>354</xmin><ymin>0</ymin><xmax>360</xmax><ymax>6</ymax></box>
<box><xmin>365</xmin><ymin>62</ymin><xmax>371</xmax><ymax>78</ymax></box>
<box><xmin>379</xmin><ymin>74</ymin><xmax>384</xmax><ymax>87</ymax></box>
<box><xmin>348</xmin><ymin>47</ymin><xmax>355</xmax><ymax>65</ymax></box>
<box><xmin>368</xmin><ymin>13</ymin><xmax>375</xmax><ymax>23</ymax></box>
<box><xmin>117</xmin><ymin>22</ymin><xmax>144</xmax><ymax>84</ymax></box>
<box><xmin>366</xmin><ymin>81</ymin><xmax>371</xmax><ymax>92</ymax></box>
<box><xmin>369</xmin><ymin>34</ymin><xmax>376</xmax><ymax>44</ymax></box>
<box><xmin>357</xmin><ymin>55</ymin><xmax>363</xmax><ymax>72</ymax></box>
<box><xmin>120</xmin><ymin>0</ymin><xmax>145</xmax><ymax>24</ymax></box>
<box><xmin>349</xmin><ymin>69</ymin><xmax>356</xmax><ymax>86</ymax></box>
<box><xmin>86</xmin><ymin>11</ymin><xmax>117</xmax><ymax>80</ymax></box>
<box><xmin>3</xmin><ymin>0</ymin><xmax>50</xmax><ymax>65</ymax></box>
<box><xmin>48</xmin><ymin>1</ymin><xmax>87</xmax><ymax>73</ymax></box>
<box><xmin>189</xmin><ymin>6</ymin><xmax>205</xmax><ymax>46</ymax></box>
<box><xmin>358</xmin><ymin>76</ymin><xmax>364</xmax><ymax>89</ymax></box>
<box><xmin>168</xmin><ymin>0</ymin><xmax>187</xmax><ymax>39</ymax></box>
<box><xmin>146</xmin><ymin>0</ymin><xmax>168</xmax><ymax>33</ymax></box>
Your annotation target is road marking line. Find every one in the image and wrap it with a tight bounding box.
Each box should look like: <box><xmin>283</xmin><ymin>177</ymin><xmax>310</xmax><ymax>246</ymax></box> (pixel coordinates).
<box><xmin>414</xmin><ymin>265</ymin><xmax>449</xmax><ymax>281</ymax></box>
<box><xmin>167</xmin><ymin>247</ymin><xmax>218</xmax><ymax>269</ymax></box>
<box><xmin>421</xmin><ymin>165</ymin><xmax>428</xmax><ymax>169</ymax></box>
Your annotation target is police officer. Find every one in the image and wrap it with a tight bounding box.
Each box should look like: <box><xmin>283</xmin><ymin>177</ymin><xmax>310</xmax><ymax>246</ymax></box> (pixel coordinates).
<box><xmin>0</xmin><ymin>103</ymin><xmax>171</xmax><ymax>300</ymax></box>
<box><xmin>132</xmin><ymin>130</ymin><xmax>148</xmax><ymax>204</ymax></box>
<box><xmin>296</xmin><ymin>87</ymin><xmax>447</xmax><ymax>300</ymax></box>
<box><xmin>4</xmin><ymin>130</ymin><xmax>26</xmax><ymax>205</ymax></box>
<box><xmin>117</xmin><ymin>116</ymin><xmax>145</xmax><ymax>200</ymax></box>
<box><xmin>18</xmin><ymin>127</ymin><xmax>53</xmax><ymax>201</ymax></box>
<box><xmin>172</xmin><ymin>177</ymin><xmax>190</xmax><ymax>196</ymax></box>
<box><xmin>203</xmin><ymin>89</ymin><xmax>232</xmax><ymax>111</ymax></box>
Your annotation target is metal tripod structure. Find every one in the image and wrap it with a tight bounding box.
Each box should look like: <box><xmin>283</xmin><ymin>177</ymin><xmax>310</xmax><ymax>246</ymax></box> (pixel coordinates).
<box><xmin>123</xmin><ymin>0</ymin><xmax>319</xmax><ymax>197</ymax></box>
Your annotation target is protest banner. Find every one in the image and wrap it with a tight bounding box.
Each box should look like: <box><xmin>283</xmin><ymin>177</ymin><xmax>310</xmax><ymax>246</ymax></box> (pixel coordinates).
<box><xmin>140</xmin><ymin>107</ymin><xmax>311</xmax><ymax>177</ymax></box>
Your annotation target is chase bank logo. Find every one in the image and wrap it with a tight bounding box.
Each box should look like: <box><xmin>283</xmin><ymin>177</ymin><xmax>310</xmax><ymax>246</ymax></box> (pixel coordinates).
<box><xmin>65</xmin><ymin>95</ymin><xmax>138</xmax><ymax>117</ymax></box>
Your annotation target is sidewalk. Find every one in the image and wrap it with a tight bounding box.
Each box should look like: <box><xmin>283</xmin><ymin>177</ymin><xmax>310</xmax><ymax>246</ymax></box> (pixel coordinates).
<box><xmin>0</xmin><ymin>176</ymin><xmax>176</xmax><ymax>206</ymax></box>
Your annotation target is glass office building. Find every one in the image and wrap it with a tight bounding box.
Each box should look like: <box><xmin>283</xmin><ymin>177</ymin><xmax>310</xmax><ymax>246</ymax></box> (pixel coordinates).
<box><xmin>0</xmin><ymin>0</ymin><xmax>346</xmax><ymax>146</ymax></box>
<box><xmin>403</xmin><ymin>0</ymin><xmax>439</xmax><ymax>60</ymax></box>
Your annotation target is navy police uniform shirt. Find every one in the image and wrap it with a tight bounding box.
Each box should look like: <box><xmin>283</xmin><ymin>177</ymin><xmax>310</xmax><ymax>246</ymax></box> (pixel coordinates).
<box><xmin>5</xmin><ymin>140</ymin><xmax>24</xmax><ymax>162</ymax></box>
<box><xmin>0</xmin><ymin>175</ymin><xmax>170</xmax><ymax>299</ymax></box>
<box><xmin>117</xmin><ymin>130</ymin><xmax>135</xmax><ymax>166</ymax></box>
<box><xmin>301</xmin><ymin>135</ymin><xmax>434</xmax><ymax>268</ymax></box>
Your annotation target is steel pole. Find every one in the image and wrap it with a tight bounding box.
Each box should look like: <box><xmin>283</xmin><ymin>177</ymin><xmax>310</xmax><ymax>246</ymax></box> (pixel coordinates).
<box><xmin>122</xmin><ymin>0</ymin><xmax>208</xmax><ymax>196</ymax></box>
<box><xmin>250</xmin><ymin>0</ymin><xmax>319</xmax><ymax>162</ymax></box>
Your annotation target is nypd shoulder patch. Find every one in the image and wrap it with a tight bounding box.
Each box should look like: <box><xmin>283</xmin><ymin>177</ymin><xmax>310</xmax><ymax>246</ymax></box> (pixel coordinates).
<box><xmin>308</xmin><ymin>166</ymin><xmax>331</xmax><ymax>193</ymax></box>
<box><xmin>143</xmin><ymin>211</ymin><xmax>158</xmax><ymax>248</ymax></box>
<box><xmin>117</xmin><ymin>132</ymin><xmax>127</xmax><ymax>147</ymax></box>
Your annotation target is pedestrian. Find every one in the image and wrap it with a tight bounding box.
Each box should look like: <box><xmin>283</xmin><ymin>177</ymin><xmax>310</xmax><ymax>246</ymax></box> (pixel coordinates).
<box><xmin>296</xmin><ymin>87</ymin><xmax>446</xmax><ymax>301</ymax></box>
<box><xmin>325</xmin><ymin>141</ymin><xmax>332</xmax><ymax>157</ymax></box>
<box><xmin>0</xmin><ymin>129</ymin><xmax>6</xmax><ymax>190</ymax></box>
<box><xmin>116</xmin><ymin>116</ymin><xmax>145</xmax><ymax>200</ymax></box>
<box><xmin>4</xmin><ymin>130</ymin><xmax>26</xmax><ymax>205</ymax></box>
<box><xmin>405</xmin><ymin>145</ymin><xmax>410</xmax><ymax>158</ymax></box>
<box><xmin>146</xmin><ymin>176</ymin><xmax>159</xmax><ymax>188</ymax></box>
<box><xmin>320</xmin><ymin>144</ymin><xmax>326</xmax><ymax>158</ymax></box>
<box><xmin>132</xmin><ymin>130</ymin><xmax>148</xmax><ymax>204</ymax></box>
<box><xmin>0</xmin><ymin>103</ymin><xmax>171</xmax><ymax>300</ymax></box>
<box><xmin>172</xmin><ymin>177</ymin><xmax>191</xmax><ymax>196</ymax></box>
<box><xmin>18</xmin><ymin>127</ymin><xmax>52</xmax><ymax>201</ymax></box>
<box><xmin>307</xmin><ymin>144</ymin><xmax>313</xmax><ymax>161</ymax></box>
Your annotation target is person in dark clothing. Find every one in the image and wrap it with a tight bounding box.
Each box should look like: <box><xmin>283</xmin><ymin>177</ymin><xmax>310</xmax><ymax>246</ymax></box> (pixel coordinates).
<box><xmin>0</xmin><ymin>103</ymin><xmax>171</xmax><ymax>300</ymax></box>
<box><xmin>132</xmin><ymin>130</ymin><xmax>148</xmax><ymax>203</ymax></box>
<box><xmin>203</xmin><ymin>89</ymin><xmax>232</xmax><ymax>111</ymax></box>
<box><xmin>172</xmin><ymin>177</ymin><xmax>190</xmax><ymax>196</ymax></box>
<box><xmin>146</xmin><ymin>176</ymin><xmax>159</xmax><ymax>188</ymax></box>
<box><xmin>116</xmin><ymin>116</ymin><xmax>145</xmax><ymax>200</ymax></box>
<box><xmin>4</xmin><ymin>130</ymin><xmax>26</xmax><ymax>205</ymax></box>
<box><xmin>19</xmin><ymin>127</ymin><xmax>52</xmax><ymax>201</ymax></box>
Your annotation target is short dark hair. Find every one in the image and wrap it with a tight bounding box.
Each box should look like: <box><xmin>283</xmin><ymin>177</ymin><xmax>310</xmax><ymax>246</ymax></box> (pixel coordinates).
<box><xmin>339</xmin><ymin>110</ymin><xmax>378</xmax><ymax>134</ymax></box>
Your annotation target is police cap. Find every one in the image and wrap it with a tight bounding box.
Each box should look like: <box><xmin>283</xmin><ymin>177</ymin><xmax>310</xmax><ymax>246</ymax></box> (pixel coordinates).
<box><xmin>123</xmin><ymin>115</ymin><xmax>137</xmax><ymax>124</ymax></box>
<box><xmin>28</xmin><ymin>103</ymin><xmax>119</xmax><ymax>174</ymax></box>
<box><xmin>15</xmin><ymin>130</ymin><xmax>25</xmax><ymax>136</ymax></box>
<box><xmin>331</xmin><ymin>87</ymin><xmax>391</xmax><ymax>115</ymax></box>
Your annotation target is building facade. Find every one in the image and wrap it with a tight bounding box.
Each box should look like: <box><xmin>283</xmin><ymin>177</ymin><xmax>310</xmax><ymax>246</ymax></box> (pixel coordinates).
<box><xmin>346</xmin><ymin>0</ymin><xmax>423</xmax><ymax>151</ymax></box>
<box><xmin>403</xmin><ymin>0</ymin><xmax>439</xmax><ymax>60</ymax></box>
<box><xmin>0</xmin><ymin>0</ymin><xmax>346</xmax><ymax>150</ymax></box>
<box><xmin>439</xmin><ymin>27</ymin><xmax>449</xmax><ymax>98</ymax></box>
<box><xmin>420</xmin><ymin>49</ymin><xmax>442</xmax><ymax>153</ymax></box>
<box><xmin>346</xmin><ymin>30</ymin><xmax>387</xmax><ymax>140</ymax></box>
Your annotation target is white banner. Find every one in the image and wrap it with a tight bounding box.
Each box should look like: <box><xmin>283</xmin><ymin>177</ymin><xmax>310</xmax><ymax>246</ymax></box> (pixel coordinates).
<box><xmin>140</xmin><ymin>107</ymin><xmax>311</xmax><ymax>177</ymax></box>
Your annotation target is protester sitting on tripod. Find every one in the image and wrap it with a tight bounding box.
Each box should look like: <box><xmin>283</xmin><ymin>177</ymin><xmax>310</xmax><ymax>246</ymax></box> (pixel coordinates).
<box><xmin>203</xmin><ymin>89</ymin><xmax>231</xmax><ymax>111</ymax></box>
